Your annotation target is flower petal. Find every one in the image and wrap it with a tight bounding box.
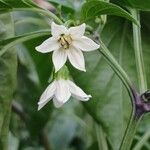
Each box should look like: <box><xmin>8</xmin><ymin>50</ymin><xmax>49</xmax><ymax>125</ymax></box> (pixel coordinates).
<box><xmin>38</xmin><ymin>99</ymin><xmax>50</xmax><ymax>111</ymax></box>
<box><xmin>53</xmin><ymin>97</ymin><xmax>64</xmax><ymax>108</ymax></box>
<box><xmin>55</xmin><ymin>79</ymin><xmax>71</xmax><ymax>103</ymax></box>
<box><xmin>51</xmin><ymin>22</ymin><xmax>68</xmax><ymax>39</ymax></box>
<box><xmin>68</xmin><ymin>80</ymin><xmax>91</xmax><ymax>101</ymax></box>
<box><xmin>72</xmin><ymin>36</ymin><xmax>100</xmax><ymax>51</ymax></box>
<box><xmin>68</xmin><ymin>23</ymin><xmax>86</xmax><ymax>39</ymax></box>
<box><xmin>35</xmin><ymin>37</ymin><xmax>60</xmax><ymax>53</ymax></box>
<box><xmin>38</xmin><ymin>81</ymin><xmax>56</xmax><ymax>110</ymax></box>
<box><xmin>67</xmin><ymin>47</ymin><xmax>86</xmax><ymax>71</ymax></box>
<box><xmin>52</xmin><ymin>48</ymin><xmax>67</xmax><ymax>72</ymax></box>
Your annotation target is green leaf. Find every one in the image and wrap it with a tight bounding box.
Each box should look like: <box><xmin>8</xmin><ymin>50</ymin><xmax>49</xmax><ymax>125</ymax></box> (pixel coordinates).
<box><xmin>71</xmin><ymin>11</ymin><xmax>150</xmax><ymax>149</ymax></box>
<box><xmin>48</xmin><ymin>0</ymin><xmax>75</xmax><ymax>12</ymax></box>
<box><xmin>17</xmin><ymin>60</ymin><xmax>53</xmax><ymax>139</ymax></box>
<box><xmin>47</xmin><ymin>0</ymin><xmax>75</xmax><ymax>21</ymax></box>
<box><xmin>14</xmin><ymin>22</ymin><xmax>53</xmax><ymax>140</ymax></box>
<box><xmin>116</xmin><ymin>0</ymin><xmax>150</xmax><ymax>11</ymax></box>
<box><xmin>0</xmin><ymin>30</ymin><xmax>50</xmax><ymax>56</ymax></box>
<box><xmin>16</xmin><ymin>39</ymin><xmax>53</xmax><ymax>140</ymax></box>
<box><xmin>0</xmin><ymin>0</ymin><xmax>40</xmax><ymax>10</ymax></box>
<box><xmin>0</xmin><ymin>0</ymin><xmax>63</xmax><ymax>24</ymax></box>
<box><xmin>0</xmin><ymin>30</ymin><xmax>54</xmax><ymax>140</ymax></box>
<box><xmin>17</xmin><ymin>44</ymin><xmax>40</xmax><ymax>86</ymax></box>
<box><xmin>142</xmin><ymin>13</ymin><xmax>150</xmax><ymax>89</ymax></box>
<box><xmin>70</xmin><ymin>17</ymin><xmax>138</xmax><ymax>149</ymax></box>
<box><xmin>81</xmin><ymin>0</ymin><xmax>139</xmax><ymax>25</ymax></box>
<box><xmin>0</xmin><ymin>13</ymin><xmax>17</xmax><ymax>149</ymax></box>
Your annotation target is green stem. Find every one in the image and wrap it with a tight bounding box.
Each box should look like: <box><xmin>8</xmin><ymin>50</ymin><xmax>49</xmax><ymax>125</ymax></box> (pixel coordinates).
<box><xmin>133</xmin><ymin>130</ymin><xmax>150</xmax><ymax>150</ymax></box>
<box><xmin>95</xmin><ymin>124</ymin><xmax>108</xmax><ymax>150</ymax></box>
<box><xmin>15</xmin><ymin>17</ymin><xmax>49</xmax><ymax>27</ymax></box>
<box><xmin>119</xmin><ymin>115</ymin><xmax>142</xmax><ymax>150</ymax></box>
<box><xmin>0</xmin><ymin>105</ymin><xmax>12</xmax><ymax>150</ymax></box>
<box><xmin>14</xmin><ymin>8</ymin><xmax>63</xmax><ymax>24</ymax></box>
<box><xmin>130</xmin><ymin>9</ymin><xmax>147</xmax><ymax>93</ymax></box>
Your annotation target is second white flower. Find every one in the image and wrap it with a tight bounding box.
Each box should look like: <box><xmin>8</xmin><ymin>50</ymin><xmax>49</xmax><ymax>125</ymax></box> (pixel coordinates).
<box><xmin>38</xmin><ymin>79</ymin><xmax>91</xmax><ymax>110</ymax></box>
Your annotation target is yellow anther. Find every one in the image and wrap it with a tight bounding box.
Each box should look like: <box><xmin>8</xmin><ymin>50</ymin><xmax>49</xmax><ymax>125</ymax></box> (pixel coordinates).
<box><xmin>60</xmin><ymin>37</ymin><xmax>66</xmax><ymax>45</ymax></box>
<box><xmin>64</xmin><ymin>35</ymin><xmax>72</xmax><ymax>45</ymax></box>
<box><xmin>59</xmin><ymin>34</ymin><xmax>72</xmax><ymax>49</ymax></box>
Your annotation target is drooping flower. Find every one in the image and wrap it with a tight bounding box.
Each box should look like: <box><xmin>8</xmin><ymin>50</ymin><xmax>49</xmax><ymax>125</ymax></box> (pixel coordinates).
<box><xmin>38</xmin><ymin>79</ymin><xmax>91</xmax><ymax>110</ymax></box>
<box><xmin>36</xmin><ymin>22</ymin><xmax>100</xmax><ymax>72</ymax></box>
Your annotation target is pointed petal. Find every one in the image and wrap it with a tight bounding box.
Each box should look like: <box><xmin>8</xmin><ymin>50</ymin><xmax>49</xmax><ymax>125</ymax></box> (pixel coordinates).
<box><xmin>68</xmin><ymin>23</ymin><xmax>86</xmax><ymax>39</ymax></box>
<box><xmin>38</xmin><ymin>99</ymin><xmax>50</xmax><ymax>111</ymax></box>
<box><xmin>35</xmin><ymin>37</ymin><xmax>60</xmax><ymax>53</ymax></box>
<box><xmin>72</xmin><ymin>36</ymin><xmax>100</xmax><ymax>51</ymax></box>
<box><xmin>67</xmin><ymin>47</ymin><xmax>86</xmax><ymax>71</ymax></box>
<box><xmin>55</xmin><ymin>79</ymin><xmax>71</xmax><ymax>103</ymax></box>
<box><xmin>52</xmin><ymin>48</ymin><xmax>67</xmax><ymax>72</ymax></box>
<box><xmin>53</xmin><ymin>97</ymin><xmax>64</xmax><ymax>108</ymax></box>
<box><xmin>51</xmin><ymin>22</ymin><xmax>68</xmax><ymax>39</ymax></box>
<box><xmin>68</xmin><ymin>80</ymin><xmax>91</xmax><ymax>101</ymax></box>
<box><xmin>38</xmin><ymin>81</ymin><xmax>56</xmax><ymax>110</ymax></box>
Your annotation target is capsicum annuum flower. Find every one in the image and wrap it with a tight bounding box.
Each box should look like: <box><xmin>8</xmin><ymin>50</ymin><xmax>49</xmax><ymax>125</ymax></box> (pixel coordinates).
<box><xmin>36</xmin><ymin>22</ymin><xmax>100</xmax><ymax>72</ymax></box>
<box><xmin>38</xmin><ymin>79</ymin><xmax>91</xmax><ymax>110</ymax></box>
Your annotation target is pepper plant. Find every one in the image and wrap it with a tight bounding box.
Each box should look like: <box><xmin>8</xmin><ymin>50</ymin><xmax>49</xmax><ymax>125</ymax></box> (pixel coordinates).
<box><xmin>0</xmin><ymin>0</ymin><xmax>150</xmax><ymax>150</ymax></box>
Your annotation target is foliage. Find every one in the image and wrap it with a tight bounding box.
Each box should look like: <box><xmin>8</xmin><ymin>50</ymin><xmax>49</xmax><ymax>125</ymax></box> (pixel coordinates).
<box><xmin>0</xmin><ymin>13</ymin><xmax>17</xmax><ymax>149</ymax></box>
<box><xmin>0</xmin><ymin>0</ymin><xmax>150</xmax><ymax>150</ymax></box>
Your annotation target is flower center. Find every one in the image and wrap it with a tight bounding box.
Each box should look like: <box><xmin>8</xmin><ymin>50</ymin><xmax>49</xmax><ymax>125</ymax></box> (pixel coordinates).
<box><xmin>59</xmin><ymin>34</ymin><xmax>72</xmax><ymax>49</ymax></box>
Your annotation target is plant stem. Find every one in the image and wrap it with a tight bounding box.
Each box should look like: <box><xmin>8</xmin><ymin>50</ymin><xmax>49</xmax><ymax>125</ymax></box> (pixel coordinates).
<box><xmin>15</xmin><ymin>17</ymin><xmax>49</xmax><ymax>27</ymax></box>
<box><xmin>130</xmin><ymin>9</ymin><xmax>147</xmax><ymax>93</ymax></box>
<box><xmin>133</xmin><ymin>130</ymin><xmax>150</xmax><ymax>150</ymax></box>
<box><xmin>14</xmin><ymin>8</ymin><xmax>63</xmax><ymax>24</ymax></box>
<box><xmin>119</xmin><ymin>115</ymin><xmax>142</xmax><ymax>150</ymax></box>
<box><xmin>95</xmin><ymin>124</ymin><xmax>108</xmax><ymax>150</ymax></box>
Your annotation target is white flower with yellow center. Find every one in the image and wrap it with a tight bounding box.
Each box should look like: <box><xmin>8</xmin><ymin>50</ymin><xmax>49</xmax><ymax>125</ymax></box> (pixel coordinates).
<box><xmin>38</xmin><ymin>79</ymin><xmax>91</xmax><ymax>110</ymax></box>
<box><xmin>35</xmin><ymin>22</ymin><xmax>100</xmax><ymax>72</ymax></box>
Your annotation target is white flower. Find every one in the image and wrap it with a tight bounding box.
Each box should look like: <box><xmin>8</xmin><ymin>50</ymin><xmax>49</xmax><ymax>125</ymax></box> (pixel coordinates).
<box><xmin>38</xmin><ymin>79</ymin><xmax>91</xmax><ymax>110</ymax></box>
<box><xmin>35</xmin><ymin>22</ymin><xmax>100</xmax><ymax>72</ymax></box>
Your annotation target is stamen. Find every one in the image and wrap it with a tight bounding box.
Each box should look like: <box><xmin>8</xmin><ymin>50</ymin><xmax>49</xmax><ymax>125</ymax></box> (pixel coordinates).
<box><xmin>59</xmin><ymin>34</ymin><xmax>72</xmax><ymax>49</ymax></box>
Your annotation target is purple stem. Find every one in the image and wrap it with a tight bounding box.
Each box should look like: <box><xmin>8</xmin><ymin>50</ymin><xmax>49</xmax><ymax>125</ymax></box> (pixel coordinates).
<box><xmin>131</xmin><ymin>87</ymin><xmax>150</xmax><ymax>119</ymax></box>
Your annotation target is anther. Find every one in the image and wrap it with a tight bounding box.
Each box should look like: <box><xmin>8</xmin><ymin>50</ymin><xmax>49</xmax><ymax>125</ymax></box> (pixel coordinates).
<box><xmin>59</xmin><ymin>34</ymin><xmax>72</xmax><ymax>49</ymax></box>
